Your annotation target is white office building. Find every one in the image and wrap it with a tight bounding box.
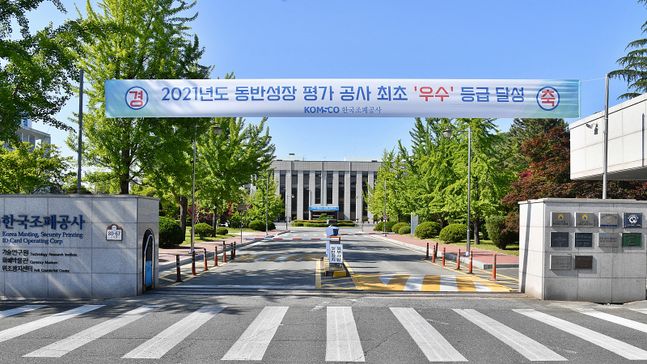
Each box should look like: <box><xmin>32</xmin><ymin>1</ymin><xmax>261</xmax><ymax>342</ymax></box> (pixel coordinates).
<box><xmin>271</xmin><ymin>160</ymin><xmax>381</xmax><ymax>222</ymax></box>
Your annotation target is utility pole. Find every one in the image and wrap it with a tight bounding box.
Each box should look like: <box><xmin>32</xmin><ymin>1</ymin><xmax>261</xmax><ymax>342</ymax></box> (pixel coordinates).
<box><xmin>265</xmin><ymin>171</ymin><xmax>269</xmax><ymax>235</ymax></box>
<box><xmin>190</xmin><ymin>123</ymin><xmax>197</xmax><ymax>254</ymax></box>
<box><xmin>383</xmin><ymin>176</ymin><xmax>387</xmax><ymax>237</ymax></box>
<box><xmin>76</xmin><ymin>69</ymin><xmax>84</xmax><ymax>192</ymax></box>
<box><xmin>603</xmin><ymin>73</ymin><xmax>609</xmax><ymax>199</ymax></box>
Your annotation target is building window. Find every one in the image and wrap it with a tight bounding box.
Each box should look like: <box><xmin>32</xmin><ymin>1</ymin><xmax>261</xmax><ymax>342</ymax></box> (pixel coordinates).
<box><xmin>315</xmin><ymin>171</ymin><xmax>321</xmax><ymax>204</ymax></box>
<box><xmin>326</xmin><ymin>171</ymin><xmax>333</xmax><ymax>205</ymax></box>
<box><xmin>362</xmin><ymin>172</ymin><xmax>369</xmax><ymax>222</ymax></box>
<box><xmin>338</xmin><ymin>172</ymin><xmax>345</xmax><ymax>216</ymax></box>
<box><xmin>350</xmin><ymin>172</ymin><xmax>357</xmax><ymax>221</ymax></box>
<box><xmin>291</xmin><ymin>172</ymin><xmax>298</xmax><ymax>220</ymax></box>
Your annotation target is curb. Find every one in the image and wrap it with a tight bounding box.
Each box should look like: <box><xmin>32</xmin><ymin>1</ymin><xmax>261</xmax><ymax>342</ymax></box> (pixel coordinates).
<box><xmin>372</xmin><ymin>234</ymin><xmax>519</xmax><ymax>269</ymax></box>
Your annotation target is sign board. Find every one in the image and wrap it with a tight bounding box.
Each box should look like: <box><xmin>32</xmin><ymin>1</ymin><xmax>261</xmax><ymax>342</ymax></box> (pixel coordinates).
<box><xmin>106</xmin><ymin>224</ymin><xmax>123</xmax><ymax>241</ymax></box>
<box><xmin>550</xmin><ymin>232</ymin><xmax>570</xmax><ymax>248</ymax></box>
<box><xmin>574</xmin><ymin>256</ymin><xmax>593</xmax><ymax>270</ymax></box>
<box><xmin>574</xmin><ymin>233</ymin><xmax>593</xmax><ymax>248</ymax></box>
<box><xmin>575</xmin><ymin>213</ymin><xmax>596</xmax><ymax>227</ymax></box>
<box><xmin>599</xmin><ymin>233</ymin><xmax>619</xmax><ymax>248</ymax></box>
<box><xmin>622</xmin><ymin>233</ymin><xmax>642</xmax><ymax>247</ymax></box>
<box><xmin>599</xmin><ymin>213</ymin><xmax>619</xmax><ymax>228</ymax></box>
<box><xmin>105</xmin><ymin>79</ymin><xmax>580</xmax><ymax>119</ymax></box>
<box><xmin>309</xmin><ymin>205</ymin><xmax>339</xmax><ymax>212</ymax></box>
<box><xmin>329</xmin><ymin>243</ymin><xmax>343</xmax><ymax>264</ymax></box>
<box><xmin>550</xmin><ymin>255</ymin><xmax>572</xmax><ymax>270</ymax></box>
<box><xmin>624</xmin><ymin>213</ymin><xmax>642</xmax><ymax>228</ymax></box>
<box><xmin>551</xmin><ymin>212</ymin><xmax>570</xmax><ymax>227</ymax></box>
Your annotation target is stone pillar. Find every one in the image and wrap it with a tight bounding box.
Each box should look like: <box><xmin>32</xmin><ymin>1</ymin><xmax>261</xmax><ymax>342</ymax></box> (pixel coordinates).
<box><xmin>321</xmin><ymin>170</ymin><xmax>327</xmax><ymax>205</ymax></box>
<box><xmin>297</xmin><ymin>171</ymin><xmax>304</xmax><ymax>220</ymax></box>
<box><xmin>344</xmin><ymin>171</ymin><xmax>351</xmax><ymax>220</ymax></box>
<box><xmin>356</xmin><ymin>172</ymin><xmax>363</xmax><ymax>222</ymax></box>
<box><xmin>309</xmin><ymin>171</ymin><xmax>315</xmax><ymax>219</ymax></box>
<box><xmin>367</xmin><ymin>172</ymin><xmax>375</xmax><ymax>223</ymax></box>
<box><xmin>274</xmin><ymin>170</ymin><xmax>280</xmax><ymax>195</ymax></box>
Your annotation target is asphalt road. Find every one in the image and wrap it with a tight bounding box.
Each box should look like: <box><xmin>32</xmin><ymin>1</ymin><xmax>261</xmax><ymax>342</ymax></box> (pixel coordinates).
<box><xmin>2</xmin><ymin>228</ymin><xmax>646</xmax><ymax>363</ymax></box>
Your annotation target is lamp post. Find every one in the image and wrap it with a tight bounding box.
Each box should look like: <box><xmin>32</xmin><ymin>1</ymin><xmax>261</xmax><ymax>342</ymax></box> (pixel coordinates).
<box><xmin>603</xmin><ymin>73</ymin><xmax>610</xmax><ymax>199</ymax></box>
<box><xmin>444</xmin><ymin>124</ymin><xmax>472</xmax><ymax>256</ymax></box>
<box><xmin>383</xmin><ymin>176</ymin><xmax>387</xmax><ymax>237</ymax></box>
<box><xmin>265</xmin><ymin>171</ymin><xmax>269</xmax><ymax>235</ymax></box>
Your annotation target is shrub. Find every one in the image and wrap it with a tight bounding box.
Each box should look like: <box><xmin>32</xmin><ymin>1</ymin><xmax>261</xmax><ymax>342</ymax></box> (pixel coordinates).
<box><xmin>374</xmin><ymin>221</ymin><xmax>384</xmax><ymax>231</ymax></box>
<box><xmin>229</xmin><ymin>213</ymin><xmax>244</xmax><ymax>228</ymax></box>
<box><xmin>385</xmin><ymin>221</ymin><xmax>396</xmax><ymax>232</ymax></box>
<box><xmin>337</xmin><ymin>221</ymin><xmax>355</xmax><ymax>227</ymax></box>
<box><xmin>392</xmin><ymin>222</ymin><xmax>410</xmax><ymax>233</ymax></box>
<box><xmin>486</xmin><ymin>214</ymin><xmax>518</xmax><ymax>249</ymax></box>
<box><xmin>159</xmin><ymin>217</ymin><xmax>184</xmax><ymax>248</ymax></box>
<box><xmin>398</xmin><ymin>226</ymin><xmax>411</xmax><ymax>234</ymax></box>
<box><xmin>304</xmin><ymin>222</ymin><xmax>327</xmax><ymax>227</ymax></box>
<box><xmin>249</xmin><ymin>220</ymin><xmax>275</xmax><ymax>231</ymax></box>
<box><xmin>193</xmin><ymin>222</ymin><xmax>212</xmax><ymax>239</ymax></box>
<box><xmin>414</xmin><ymin>221</ymin><xmax>440</xmax><ymax>239</ymax></box>
<box><xmin>439</xmin><ymin>223</ymin><xmax>467</xmax><ymax>243</ymax></box>
<box><xmin>216</xmin><ymin>227</ymin><xmax>228</xmax><ymax>235</ymax></box>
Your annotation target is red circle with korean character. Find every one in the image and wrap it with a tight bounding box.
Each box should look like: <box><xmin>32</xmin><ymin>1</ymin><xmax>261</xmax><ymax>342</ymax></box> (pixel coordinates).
<box><xmin>125</xmin><ymin>86</ymin><xmax>149</xmax><ymax>110</ymax></box>
<box><xmin>536</xmin><ymin>86</ymin><xmax>560</xmax><ymax>111</ymax></box>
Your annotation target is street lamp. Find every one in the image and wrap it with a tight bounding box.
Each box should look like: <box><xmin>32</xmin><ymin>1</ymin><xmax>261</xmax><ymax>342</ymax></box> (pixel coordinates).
<box><xmin>265</xmin><ymin>171</ymin><xmax>269</xmax><ymax>236</ymax></box>
<box><xmin>603</xmin><ymin>73</ymin><xmax>610</xmax><ymax>199</ymax></box>
<box><xmin>383</xmin><ymin>176</ymin><xmax>387</xmax><ymax>237</ymax></box>
<box><xmin>443</xmin><ymin>124</ymin><xmax>472</xmax><ymax>256</ymax></box>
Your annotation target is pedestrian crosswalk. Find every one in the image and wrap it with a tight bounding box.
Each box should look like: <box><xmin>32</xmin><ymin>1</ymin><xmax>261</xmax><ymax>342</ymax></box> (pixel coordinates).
<box><xmin>2</xmin><ymin>303</ymin><xmax>647</xmax><ymax>361</ymax></box>
<box><xmin>351</xmin><ymin>272</ymin><xmax>512</xmax><ymax>292</ymax></box>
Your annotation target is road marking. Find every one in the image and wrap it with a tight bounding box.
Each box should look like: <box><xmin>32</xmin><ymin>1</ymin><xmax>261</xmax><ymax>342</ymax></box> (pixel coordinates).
<box><xmin>25</xmin><ymin>306</ymin><xmax>155</xmax><ymax>358</ymax></box>
<box><xmin>166</xmin><ymin>284</ymin><xmax>314</xmax><ymax>290</ymax></box>
<box><xmin>222</xmin><ymin>306</ymin><xmax>288</xmax><ymax>361</ymax></box>
<box><xmin>422</xmin><ymin>275</ymin><xmax>441</xmax><ymax>291</ymax></box>
<box><xmin>326</xmin><ymin>306</ymin><xmax>365</xmax><ymax>362</ymax></box>
<box><xmin>0</xmin><ymin>305</ymin><xmax>103</xmax><ymax>343</ymax></box>
<box><xmin>440</xmin><ymin>275</ymin><xmax>459</xmax><ymax>292</ymax></box>
<box><xmin>514</xmin><ymin>309</ymin><xmax>647</xmax><ymax>360</ymax></box>
<box><xmin>577</xmin><ymin>309</ymin><xmax>647</xmax><ymax>334</ymax></box>
<box><xmin>454</xmin><ymin>309</ymin><xmax>566</xmax><ymax>361</ymax></box>
<box><xmin>0</xmin><ymin>305</ymin><xmax>46</xmax><ymax>318</ymax></box>
<box><xmin>391</xmin><ymin>307</ymin><xmax>466</xmax><ymax>362</ymax></box>
<box><xmin>379</xmin><ymin>274</ymin><xmax>393</xmax><ymax>285</ymax></box>
<box><xmin>315</xmin><ymin>259</ymin><xmax>322</xmax><ymax>289</ymax></box>
<box><xmin>123</xmin><ymin>305</ymin><xmax>223</xmax><ymax>359</ymax></box>
<box><xmin>630</xmin><ymin>308</ymin><xmax>647</xmax><ymax>316</ymax></box>
<box><xmin>404</xmin><ymin>275</ymin><xmax>424</xmax><ymax>291</ymax></box>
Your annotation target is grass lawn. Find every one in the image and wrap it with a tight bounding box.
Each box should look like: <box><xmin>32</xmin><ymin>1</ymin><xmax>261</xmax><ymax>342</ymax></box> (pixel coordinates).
<box><xmin>443</xmin><ymin>239</ymin><xmax>519</xmax><ymax>256</ymax></box>
<box><xmin>179</xmin><ymin>226</ymin><xmax>260</xmax><ymax>246</ymax></box>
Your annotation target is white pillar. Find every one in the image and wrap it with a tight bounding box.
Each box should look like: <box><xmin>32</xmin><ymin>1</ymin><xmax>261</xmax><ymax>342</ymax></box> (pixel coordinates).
<box><xmin>285</xmin><ymin>171</ymin><xmax>292</xmax><ymax>220</ymax></box>
<box><xmin>297</xmin><ymin>171</ymin><xmax>304</xmax><ymax>220</ymax></box>
<box><xmin>356</xmin><ymin>172</ymin><xmax>363</xmax><ymax>222</ymax></box>
<box><xmin>344</xmin><ymin>171</ymin><xmax>351</xmax><ymax>220</ymax></box>
<box><xmin>274</xmin><ymin>170</ymin><xmax>280</xmax><ymax>195</ymax></box>
<box><xmin>367</xmin><ymin>172</ymin><xmax>375</xmax><ymax>223</ymax></box>
<box><xmin>332</xmin><ymin>171</ymin><xmax>339</xmax><ymax>214</ymax></box>
<box><xmin>321</xmin><ymin>170</ymin><xmax>327</xmax><ymax>205</ymax></box>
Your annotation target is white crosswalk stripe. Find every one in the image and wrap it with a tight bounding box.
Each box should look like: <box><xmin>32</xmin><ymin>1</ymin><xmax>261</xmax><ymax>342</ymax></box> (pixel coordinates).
<box><xmin>0</xmin><ymin>305</ymin><xmax>103</xmax><ymax>343</ymax></box>
<box><xmin>123</xmin><ymin>305</ymin><xmax>224</xmax><ymax>359</ymax></box>
<box><xmin>439</xmin><ymin>275</ymin><xmax>459</xmax><ymax>292</ymax></box>
<box><xmin>25</xmin><ymin>305</ymin><xmax>156</xmax><ymax>358</ymax></box>
<box><xmin>454</xmin><ymin>309</ymin><xmax>565</xmax><ymax>361</ymax></box>
<box><xmin>514</xmin><ymin>308</ymin><xmax>647</xmax><ymax>360</ymax></box>
<box><xmin>577</xmin><ymin>309</ymin><xmax>647</xmax><ymax>334</ymax></box>
<box><xmin>404</xmin><ymin>275</ymin><xmax>423</xmax><ymax>291</ymax></box>
<box><xmin>0</xmin><ymin>305</ymin><xmax>46</xmax><ymax>318</ymax></box>
<box><xmin>392</xmin><ymin>307</ymin><xmax>466</xmax><ymax>362</ymax></box>
<box><xmin>326</xmin><ymin>306</ymin><xmax>365</xmax><ymax>362</ymax></box>
<box><xmin>221</xmin><ymin>306</ymin><xmax>288</xmax><ymax>361</ymax></box>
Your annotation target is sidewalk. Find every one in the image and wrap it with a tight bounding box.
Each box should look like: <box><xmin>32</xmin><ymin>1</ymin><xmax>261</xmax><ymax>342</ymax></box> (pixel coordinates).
<box><xmin>158</xmin><ymin>230</ymin><xmax>288</xmax><ymax>271</ymax></box>
<box><xmin>364</xmin><ymin>232</ymin><xmax>519</xmax><ymax>269</ymax></box>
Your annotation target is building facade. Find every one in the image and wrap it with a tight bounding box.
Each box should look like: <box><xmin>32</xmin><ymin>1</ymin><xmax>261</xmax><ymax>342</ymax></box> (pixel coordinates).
<box><xmin>4</xmin><ymin>119</ymin><xmax>51</xmax><ymax>150</ymax></box>
<box><xmin>271</xmin><ymin>160</ymin><xmax>381</xmax><ymax>222</ymax></box>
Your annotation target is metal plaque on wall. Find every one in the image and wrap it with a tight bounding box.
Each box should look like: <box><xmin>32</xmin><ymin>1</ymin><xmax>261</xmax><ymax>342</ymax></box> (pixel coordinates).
<box><xmin>622</xmin><ymin>233</ymin><xmax>642</xmax><ymax>247</ymax></box>
<box><xmin>574</xmin><ymin>256</ymin><xmax>593</xmax><ymax>269</ymax></box>
<box><xmin>599</xmin><ymin>213</ymin><xmax>619</xmax><ymax>228</ymax></box>
<box><xmin>624</xmin><ymin>213</ymin><xmax>642</xmax><ymax>228</ymax></box>
<box><xmin>574</xmin><ymin>233</ymin><xmax>593</xmax><ymax>248</ymax></box>
<box><xmin>550</xmin><ymin>255</ymin><xmax>572</xmax><ymax>270</ymax></box>
<box><xmin>575</xmin><ymin>213</ymin><xmax>596</xmax><ymax>227</ymax></box>
<box><xmin>551</xmin><ymin>212</ymin><xmax>570</xmax><ymax>227</ymax></box>
<box><xmin>551</xmin><ymin>232</ymin><xmax>570</xmax><ymax>248</ymax></box>
<box><xmin>599</xmin><ymin>233</ymin><xmax>619</xmax><ymax>248</ymax></box>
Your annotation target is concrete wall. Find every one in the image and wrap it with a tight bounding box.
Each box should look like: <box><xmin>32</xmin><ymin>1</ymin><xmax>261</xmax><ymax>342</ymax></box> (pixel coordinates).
<box><xmin>570</xmin><ymin>93</ymin><xmax>647</xmax><ymax>180</ymax></box>
<box><xmin>519</xmin><ymin>198</ymin><xmax>647</xmax><ymax>303</ymax></box>
<box><xmin>0</xmin><ymin>195</ymin><xmax>158</xmax><ymax>299</ymax></box>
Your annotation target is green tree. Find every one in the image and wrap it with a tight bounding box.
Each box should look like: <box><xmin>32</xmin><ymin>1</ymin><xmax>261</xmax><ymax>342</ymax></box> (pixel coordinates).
<box><xmin>0</xmin><ymin>142</ymin><xmax>72</xmax><ymax>193</ymax></box>
<box><xmin>246</xmin><ymin>171</ymin><xmax>284</xmax><ymax>223</ymax></box>
<box><xmin>72</xmin><ymin>0</ymin><xmax>211</xmax><ymax>194</ymax></box>
<box><xmin>609</xmin><ymin>0</ymin><xmax>647</xmax><ymax>99</ymax></box>
<box><xmin>0</xmin><ymin>0</ymin><xmax>78</xmax><ymax>141</ymax></box>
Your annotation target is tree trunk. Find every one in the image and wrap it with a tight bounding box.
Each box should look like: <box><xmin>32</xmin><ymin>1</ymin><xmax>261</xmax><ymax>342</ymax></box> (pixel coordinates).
<box><xmin>119</xmin><ymin>171</ymin><xmax>129</xmax><ymax>194</ymax></box>
<box><xmin>213</xmin><ymin>207</ymin><xmax>218</xmax><ymax>236</ymax></box>
<box><xmin>179</xmin><ymin>196</ymin><xmax>188</xmax><ymax>237</ymax></box>
<box><xmin>473</xmin><ymin>219</ymin><xmax>480</xmax><ymax>245</ymax></box>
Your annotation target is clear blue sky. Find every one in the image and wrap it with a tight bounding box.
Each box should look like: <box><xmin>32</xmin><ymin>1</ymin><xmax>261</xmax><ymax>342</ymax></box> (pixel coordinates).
<box><xmin>27</xmin><ymin>0</ymin><xmax>645</xmax><ymax>160</ymax></box>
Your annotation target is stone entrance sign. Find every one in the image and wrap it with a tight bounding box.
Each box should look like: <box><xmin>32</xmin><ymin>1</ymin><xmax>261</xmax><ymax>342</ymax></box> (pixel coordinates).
<box><xmin>0</xmin><ymin>195</ymin><xmax>158</xmax><ymax>299</ymax></box>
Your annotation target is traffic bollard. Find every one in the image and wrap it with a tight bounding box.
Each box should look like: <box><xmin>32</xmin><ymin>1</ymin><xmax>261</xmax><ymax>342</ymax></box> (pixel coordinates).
<box><xmin>223</xmin><ymin>242</ymin><xmax>227</xmax><ymax>263</ymax></box>
<box><xmin>469</xmin><ymin>253</ymin><xmax>473</xmax><ymax>274</ymax></box>
<box><xmin>432</xmin><ymin>245</ymin><xmax>436</xmax><ymax>263</ymax></box>
<box><xmin>230</xmin><ymin>242</ymin><xmax>234</xmax><ymax>260</ymax></box>
<box><xmin>191</xmin><ymin>250</ymin><xmax>196</xmax><ymax>276</ymax></box>
<box><xmin>456</xmin><ymin>249</ymin><xmax>461</xmax><ymax>270</ymax></box>
<box><xmin>426</xmin><ymin>242</ymin><xmax>429</xmax><ymax>260</ymax></box>
<box><xmin>175</xmin><ymin>254</ymin><xmax>182</xmax><ymax>282</ymax></box>
<box><xmin>233</xmin><ymin>241</ymin><xmax>237</xmax><ymax>260</ymax></box>
<box><xmin>434</xmin><ymin>243</ymin><xmax>439</xmax><ymax>260</ymax></box>
<box><xmin>203</xmin><ymin>248</ymin><xmax>208</xmax><ymax>271</ymax></box>
<box><xmin>214</xmin><ymin>246</ymin><xmax>218</xmax><ymax>267</ymax></box>
<box><xmin>442</xmin><ymin>247</ymin><xmax>446</xmax><ymax>267</ymax></box>
<box><xmin>492</xmin><ymin>253</ymin><xmax>497</xmax><ymax>280</ymax></box>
